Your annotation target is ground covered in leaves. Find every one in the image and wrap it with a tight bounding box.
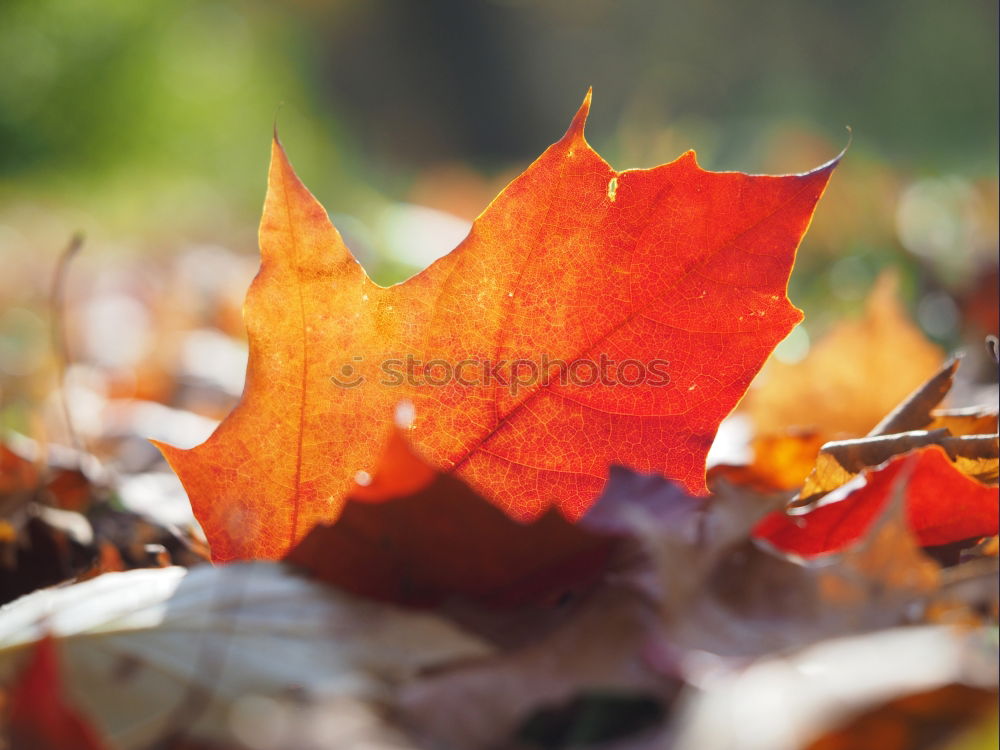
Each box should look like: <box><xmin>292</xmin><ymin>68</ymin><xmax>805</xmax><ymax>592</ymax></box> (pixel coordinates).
<box><xmin>0</xmin><ymin>98</ymin><xmax>997</xmax><ymax>750</ymax></box>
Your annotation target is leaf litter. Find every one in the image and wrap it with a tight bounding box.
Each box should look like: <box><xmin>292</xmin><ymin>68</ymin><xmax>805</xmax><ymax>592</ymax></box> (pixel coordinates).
<box><xmin>0</xmin><ymin>94</ymin><xmax>997</xmax><ymax>750</ymax></box>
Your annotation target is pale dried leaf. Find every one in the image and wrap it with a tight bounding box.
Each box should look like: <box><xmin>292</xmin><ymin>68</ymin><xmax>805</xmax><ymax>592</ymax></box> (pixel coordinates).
<box><xmin>748</xmin><ymin>271</ymin><xmax>943</xmax><ymax>439</ymax></box>
<box><xmin>399</xmin><ymin>585</ymin><xmax>665</xmax><ymax>750</ymax></box>
<box><xmin>800</xmin><ymin>430</ymin><xmax>999</xmax><ymax>500</ymax></box>
<box><xmin>0</xmin><ymin>563</ymin><xmax>492</xmax><ymax>750</ymax></box>
<box><xmin>605</xmin><ymin>468</ymin><xmax>960</xmax><ymax>663</ymax></box>
<box><xmin>671</xmin><ymin>626</ymin><xmax>999</xmax><ymax>750</ymax></box>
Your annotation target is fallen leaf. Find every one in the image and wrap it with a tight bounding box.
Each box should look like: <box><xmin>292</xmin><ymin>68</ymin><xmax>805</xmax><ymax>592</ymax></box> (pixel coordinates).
<box><xmin>76</xmin><ymin>540</ymin><xmax>126</xmax><ymax>581</ymax></box>
<box><xmin>0</xmin><ymin>511</ymin><xmax>95</xmax><ymax>606</ymax></box>
<box><xmin>708</xmin><ymin>430</ymin><xmax>826</xmax><ymax>492</ymax></box>
<box><xmin>155</xmin><ymin>92</ymin><xmax>838</xmax><ymax>560</ymax></box>
<box><xmin>670</xmin><ymin>626</ymin><xmax>999</xmax><ymax>750</ymax></box>
<box><xmin>0</xmin><ymin>444</ymin><xmax>38</xmax><ymax>497</ymax></box>
<box><xmin>926</xmin><ymin>562</ymin><xmax>999</xmax><ymax>625</ymax></box>
<box><xmin>741</xmin><ymin>358</ymin><xmax>999</xmax><ymax>501</ymax></box>
<box><xmin>4</xmin><ymin>635</ymin><xmax>108</xmax><ymax>750</ymax></box>
<box><xmin>400</xmin><ymin>463</ymin><xmax>993</xmax><ymax>750</ymax></box>
<box><xmin>815</xmin><ymin>468</ymin><xmax>941</xmax><ymax>608</ymax></box>
<box><xmin>747</xmin><ymin>271</ymin><xmax>943</xmax><ymax>439</ymax></box>
<box><xmin>0</xmin><ymin>564</ymin><xmax>492</xmax><ymax>750</ymax></box>
<box><xmin>600</xmin><ymin>466</ymin><xmax>941</xmax><ymax>661</ymax></box>
<box><xmin>970</xmin><ymin>536</ymin><xmax>998</xmax><ymax>557</ymax></box>
<box><xmin>398</xmin><ymin>585</ymin><xmax>667</xmax><ymax>750</ymax></box>
<box><xmin>799</xmin><ymin>429</ymin><xmax>999</xmax><ymax>499</ymax></box>
<box><xmin>803</xmin><ymin>683</ymin><xmax>999</xmax><ymax>750</ymax></box>
<box><xmin>285</xmin><ymin>426</ymin><xmax>615</xmax><ymax>608</ymax></box>
<box><xmin>755</xmin><ymin>446</ymin><xmax>999</xmax><ymax>556</ymax></box>
<box><xmin>928</xmin><ymin>406</ymin><xmax>999</xmax><ymax>438</ymax></box>
<box><xmin>45</xmin><ymin>468</ymin><xmax>93</xmax><ymax>513</ymax></box>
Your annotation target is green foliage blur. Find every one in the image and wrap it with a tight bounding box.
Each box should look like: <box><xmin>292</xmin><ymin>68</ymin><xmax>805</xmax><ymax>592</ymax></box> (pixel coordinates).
<box><xmin>0</xmin><ymin>0</ymin><xmax>997</xmax><ymax>366</ymax></box>
<box><xmin>3</xmin><ymin>0</ymin><xmax>996</xmax><ymax>217</ymax></box>
<box><xmin>0</xmin><ymin>0</ymin><xmax>352</xmax><ymax>240</ymax></box>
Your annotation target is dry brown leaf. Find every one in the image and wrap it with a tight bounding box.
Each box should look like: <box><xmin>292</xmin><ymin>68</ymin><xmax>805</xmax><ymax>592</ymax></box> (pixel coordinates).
<box><xmin>929</xmin><ymin>406</ymin><xmax>1000</xmax><ymax>438</ymax></box>
<box><xmin>814</xmin><ymin>470</ymin><xmax>941</xmax><ymax>608</ymax></box>
<box><xmin>747</xmin><ymin>271</ymin><xmax>943</xmax><ymax>439</ymax></box>
<box><xmin>799</xmin><ymin>431</ymin><xmax>999</xmax><ymax>499</ymax></box>
<box><xmin>932</xmin><ymin>556</ymin><xmax>1000</xmax><ymax>624</ymax></box>
<box><xmin>284</xmin><ymin>426</ymin><xmax>616</xmax><ymax>610</ymax></box>
<box><xmin>399</xmin><ymin>585</ymin><xmax>666</xmax><ymax>750</ymax></box>
<box><xmin>709</xmin><ymin>431</ymin><xmax>827</xmax><ymax>492</ymax></box>
<box><xmin>573</xmin><ymin>467</ymin><xmax>949</xmax><ymax>663</ymax></box>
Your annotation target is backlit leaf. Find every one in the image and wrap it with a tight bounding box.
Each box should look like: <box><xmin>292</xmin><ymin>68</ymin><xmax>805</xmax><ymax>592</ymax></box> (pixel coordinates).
<box><xmin>155</xmin><ymin>93</ymin><xmax>838</xmax><ymax>560</ymax></box>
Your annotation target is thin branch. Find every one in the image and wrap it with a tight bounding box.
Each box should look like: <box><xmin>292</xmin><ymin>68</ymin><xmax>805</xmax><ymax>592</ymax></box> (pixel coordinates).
<box><xmin>49</xmin><ymin>232</ymin><xmax>85</xmax><ymax>457</ymax></box>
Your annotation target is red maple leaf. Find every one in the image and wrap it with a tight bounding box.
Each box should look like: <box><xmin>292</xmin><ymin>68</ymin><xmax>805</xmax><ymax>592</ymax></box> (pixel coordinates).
<box><xmin>156</xmin><ymin>92</ymin><xmax>838</xmax><ymax>560</ymax></box>
<box><xmin>754</xmin><ymin>445</ymin><xmax>999</xmax><ymax>556</ymax></box>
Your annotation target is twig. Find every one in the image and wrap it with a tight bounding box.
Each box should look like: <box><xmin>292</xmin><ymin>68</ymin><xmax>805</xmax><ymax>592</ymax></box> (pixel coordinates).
<box><xmin>867</xmin><ymin>355</ymin><xmax>961</xmax><ymax>437</ymax></box>
<box><xmin>49</xmin><ymin>232</ymin><xmax>85</xmax><ymax>457</ymax></box>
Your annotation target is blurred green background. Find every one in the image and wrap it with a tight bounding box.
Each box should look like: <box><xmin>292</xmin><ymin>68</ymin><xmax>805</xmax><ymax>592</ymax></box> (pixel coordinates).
<box><xmin>0</xmin><ymin>0</ymin><xmax>997</xmax><ymax>428</ymax></box>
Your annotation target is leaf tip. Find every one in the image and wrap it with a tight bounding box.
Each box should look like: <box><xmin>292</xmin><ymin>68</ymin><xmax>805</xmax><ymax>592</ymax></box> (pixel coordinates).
<box><xmin>272</xmin><ymin>100</ymin><xmax>286</xmax><ymax>143</ymax></box>
<box><xmin>818</xmin><ymin>139</ymin><xmax>849</xmax><ymax>175</ymax></box>
<box><xmin>149</xmin><ymin>438</ymin><xmax>187</xmax><ymax>476</ymax></box>
<box><xmin>564</xmin><ymin>87</ymin><xmax>593</xmax><ymax>142</ymax></box>
<box><xmin>841</xmin><ymin>124</ymin><xmax>853</xmax><ymax>156</ymax></box>
<box><xmin>269</xmin><ymin>133</ymin><xmax>291</xmax><ymax>172</ymax></box>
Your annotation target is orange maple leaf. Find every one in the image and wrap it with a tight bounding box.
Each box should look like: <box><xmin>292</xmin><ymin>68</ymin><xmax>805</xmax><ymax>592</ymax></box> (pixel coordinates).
<box><xmin>157</xmin><ymin>92</ymin><xmax>838</xmax><ymax>560</ymax></box>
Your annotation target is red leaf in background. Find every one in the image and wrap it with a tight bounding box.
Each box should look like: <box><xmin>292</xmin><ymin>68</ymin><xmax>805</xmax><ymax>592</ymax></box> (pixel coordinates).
<box><xmin>754</xmin><ymin>446</ymin><xmax>999</xmax><ymax>556</ymax></box>
<box><xmin>6</xmin><ymin>635</ymin><xmax>107</xmax><ymax>750</ymax></box>
<box><xmin>0</xmin><ymin>445</ymin><xmax>38</xmax><ymax>495</ymax></box>
<box><xmin>285</xmin><ymin>426</ymin><xmax>615</xmax><ymax>608</ymax></box>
